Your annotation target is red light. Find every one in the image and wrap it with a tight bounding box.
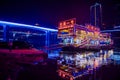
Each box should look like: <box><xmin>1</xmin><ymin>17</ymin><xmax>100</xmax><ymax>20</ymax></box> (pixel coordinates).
<box><xmin>71</xmin><ymin>20</ymin><xmax>74</xmax><ymax>24</ymax></box>
<box><xmin>91</xmin><ymin>26</ymin><xmax>93</xmax><ymax>30</ymax></box>
<box><xmin>94</xmin><ymin>28</ymin><xmax>96</xmax><ymax>31</ymax></box>
<box><xmin>63</xmin><ymin>22</ymin><xmax>66</xmax><ymax>26</ymax></box>
<box><xmin>60</xmin><ymin>22</ymin><xmax>62</xmax><ymax>26</ymax></box>
<box><xmin>87</xmin><ymin>25</ymin><xmax>90</xmax><ymax>29</ymax></box>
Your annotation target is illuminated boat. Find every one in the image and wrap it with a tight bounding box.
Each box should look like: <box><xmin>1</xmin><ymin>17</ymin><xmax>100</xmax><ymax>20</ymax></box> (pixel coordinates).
<box><xmin>0</xmin><ymin>41</ymin><xmax>48</xmax><ymax>64</ymax></box>
<box><xmin>58</xmin><ymin>18</ymin><xmax>113</xmax><ymax>50</ymax></box>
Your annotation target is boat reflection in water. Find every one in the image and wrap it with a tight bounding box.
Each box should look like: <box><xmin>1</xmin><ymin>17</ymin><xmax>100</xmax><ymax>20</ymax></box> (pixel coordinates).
<box><xmin>57</xmin><ymin>50</ymin><xmax>113</xmax><ymax>80</ymax></box>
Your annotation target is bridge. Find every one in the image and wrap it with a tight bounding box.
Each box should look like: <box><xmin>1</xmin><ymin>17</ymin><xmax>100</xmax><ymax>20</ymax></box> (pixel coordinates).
<box><xmin>0</xmin><ymin>20</ymin><xmax>58</xmax><ymax>50</ymax></box>
<box><xmin>101</xmin><ymin>26</ymin><xmax>120</xmax><ymax>39</ymax></box>
<box><xmin>101</xmin><ymin>26</ymin><xmax>120</xmax><ymax>48</ymax></box>
<box><xmin>101</xmin><ymin>26</ymin><xmax>120</xmax><ymax>33</ymax></box>
<box><xmin>101</xmin><ymin>29</ymin><xmax>120</xmax><ymax>33</ymax></box>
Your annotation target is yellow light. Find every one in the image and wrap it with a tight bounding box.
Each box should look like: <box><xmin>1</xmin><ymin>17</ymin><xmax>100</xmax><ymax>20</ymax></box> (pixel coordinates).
<box><xmin>62</xmin><ymin>30</ymin><xmax>69</xmax><ymax>32</ymax></box>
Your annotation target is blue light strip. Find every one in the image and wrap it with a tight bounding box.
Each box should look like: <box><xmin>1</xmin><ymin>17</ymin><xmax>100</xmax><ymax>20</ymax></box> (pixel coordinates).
<box><xmin>114</xmin><ymin>26</ymin><xmax>120</xmax><ymax>29</ymax></box>
<box><xmin>0</xmin><ymin>21</ymin><xmax>58</xmax><ymax>32</ymax></box>
<box><xmin>101</xmin><ymin>29</ymin><xmax>120</xmax><ymax>32</ymax></box>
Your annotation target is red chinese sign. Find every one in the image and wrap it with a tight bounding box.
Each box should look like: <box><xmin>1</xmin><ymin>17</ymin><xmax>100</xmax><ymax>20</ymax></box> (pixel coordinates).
<box><xmin>58</xmin><ymin>18</ymin><xmax>76</xmax><ymax>29</ymax></box>
<box><xmin>86</xmin><ymin>25</ymin><xmax>100</xmax><ymax>32</ymax></box>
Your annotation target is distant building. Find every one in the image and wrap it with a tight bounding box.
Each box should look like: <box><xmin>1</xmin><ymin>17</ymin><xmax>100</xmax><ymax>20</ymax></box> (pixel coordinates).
<box><xmin>90</xmin><ymin>3</ymin><xmax>102</xmax><ymax>30</ymax></box>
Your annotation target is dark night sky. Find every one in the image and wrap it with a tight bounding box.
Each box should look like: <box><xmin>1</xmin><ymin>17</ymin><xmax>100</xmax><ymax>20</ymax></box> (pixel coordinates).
<box><xmin>0</xmin><ymin>0</ymin><xmax>120</xmax><ymax>29</ymax></box>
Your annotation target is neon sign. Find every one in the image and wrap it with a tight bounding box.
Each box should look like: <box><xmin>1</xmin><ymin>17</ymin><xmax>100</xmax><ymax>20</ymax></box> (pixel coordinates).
<box><xmin>58</xmin><ymin>18</ymin><xmax>76</xmax><ymax>29</ymax></box>
<box><xmin>86</xmin><ymin>25</ymin><xmax>100</xmax><ymax>31</ymax></box>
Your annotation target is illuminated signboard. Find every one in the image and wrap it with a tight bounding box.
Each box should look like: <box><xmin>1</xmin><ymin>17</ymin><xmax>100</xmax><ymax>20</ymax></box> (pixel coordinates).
<box><xmin>86</xmin><ymin>24</ymin><xmax>100</xmax><ymax>31</ymax></box>
<box><xmin>58</xmin><ymin>18</ymin><xmax>76</xmax><ymax>30</ymax></box>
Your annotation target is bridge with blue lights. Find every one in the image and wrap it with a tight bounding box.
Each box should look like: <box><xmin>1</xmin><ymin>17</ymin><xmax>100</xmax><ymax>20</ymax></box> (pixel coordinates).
<box><xmin>101</xmin><ymin>29</ymin><xmax>120</xmax><ymax>33</ymax></box>
<box><xmin>101</xmin><ymin>26</ymin><xmax>120</xmax><ymax>48</ymax></box>
<box><xmin>0</xmin><ymin>21</ymin><xmax>58</xmax><ymax>50</ymax></box>
<box><xmin>101</xmin><ymin>26</ymin><xmax>120</xmax><ymax>38</ymax></box>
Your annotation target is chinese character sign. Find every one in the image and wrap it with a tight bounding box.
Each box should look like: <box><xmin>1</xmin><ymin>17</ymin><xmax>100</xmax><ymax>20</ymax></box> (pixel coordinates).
<box><xmin>58</xmin><ymin>18</ymin><xmax>76</xmax><ymax>30</ymax></box>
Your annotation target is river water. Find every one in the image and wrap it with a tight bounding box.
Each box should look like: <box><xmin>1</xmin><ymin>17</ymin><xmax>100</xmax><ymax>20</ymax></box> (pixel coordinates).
<box><xmin>48</xmin><ymin>49</ymin><xmax>120</xmax><ymax>80</ymax></box>
<box><xmin>1</xmin><ymin>49</ymin><xmax>120</xmax><ymax>80</ymax></box>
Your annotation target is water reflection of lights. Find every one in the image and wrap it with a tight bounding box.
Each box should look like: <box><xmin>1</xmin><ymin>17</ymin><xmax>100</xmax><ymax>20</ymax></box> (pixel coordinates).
<box><xmin>57</xmin><ymin>50</ymin><xmax>114</xmax><ymax>80</ymax></box>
